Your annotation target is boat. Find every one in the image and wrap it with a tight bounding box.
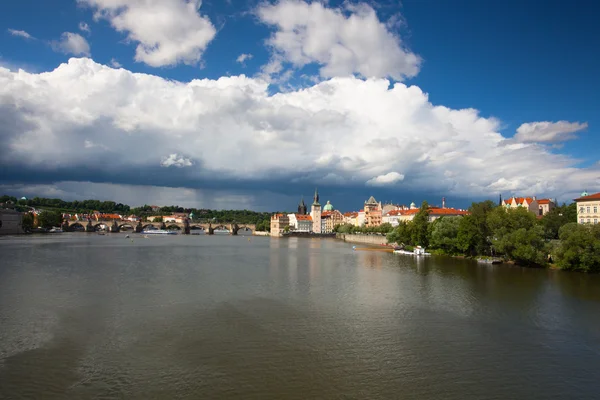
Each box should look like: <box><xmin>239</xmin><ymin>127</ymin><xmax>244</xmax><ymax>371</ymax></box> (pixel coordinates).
<box><xmin>48</xmin><ymin>227</ymin><xmax>63</xmax><ymax>233</ymax></box>
<box><xmin>394</xmin><ymin>246</ymin><xmax>431</xmax><ymax>256</ymax></box>
<box><xmin>140</xmin><ymin>229</ymin><xmax>177</xmax><ymax>235</ymax></box>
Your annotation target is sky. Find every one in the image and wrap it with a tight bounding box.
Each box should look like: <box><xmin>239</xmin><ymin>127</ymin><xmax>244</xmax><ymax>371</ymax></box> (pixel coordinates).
<box><xmin>1</xmin><ymin>0</ymin><xmax>599</xmax><ymax>212</ymax></box>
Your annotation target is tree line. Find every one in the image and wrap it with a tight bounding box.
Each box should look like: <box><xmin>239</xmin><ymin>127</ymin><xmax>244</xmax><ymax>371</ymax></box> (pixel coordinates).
<box><xmin>383</xmin><ymin>200</ymin><xmax>599</xmax><ymax>272</ymax></box>
<box><xmin>2</xmin><ymin>195</ymin><xmax>275</xmax><ymax>232</ymax></box>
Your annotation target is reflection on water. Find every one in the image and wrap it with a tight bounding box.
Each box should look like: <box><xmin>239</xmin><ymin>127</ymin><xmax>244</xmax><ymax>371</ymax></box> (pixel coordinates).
<box><xmin>1</xmin><ymin>234</ymin><xmax>599</xmax><ymax>399</ymax></box>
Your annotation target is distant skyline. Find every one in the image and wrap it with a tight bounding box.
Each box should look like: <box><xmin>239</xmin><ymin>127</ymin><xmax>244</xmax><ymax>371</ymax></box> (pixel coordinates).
<box><xmin>1</xmin><ymin>0</ymin><xmax>599</xmax><ymax>211</ymax></box>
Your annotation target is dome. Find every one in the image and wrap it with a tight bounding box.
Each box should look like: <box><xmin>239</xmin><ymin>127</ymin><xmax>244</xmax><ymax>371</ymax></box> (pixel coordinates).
<box><xmin>323</xmin><ymin>200</ymin><xmax>334</xmax><ymax>211</ymax></box>
<box><xmin>410</xmin><ymin>202</ymin><xmax>416</xmax><ymax>209</ymax></box>
<box><xmin>581</xmin><ymin>190</ymin><xmax>589</xmax><ymax>197</ymax></box>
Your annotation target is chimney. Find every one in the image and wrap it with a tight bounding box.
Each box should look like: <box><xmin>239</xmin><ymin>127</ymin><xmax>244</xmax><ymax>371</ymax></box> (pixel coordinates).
<box><xmin>442</xmin><ymin>197</ymin><xmax>446</xmax><ymax>209</ymax></box>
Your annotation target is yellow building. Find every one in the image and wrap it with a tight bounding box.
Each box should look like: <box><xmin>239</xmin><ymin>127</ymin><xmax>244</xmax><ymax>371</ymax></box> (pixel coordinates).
<box><xmin>574</xmin><ymin>191</ymin><xmax>600</xmax><ymax>224</ymax></box>
<box><xmin>270</xmin><ymin>213</ymin><xmax>289</xmax><ymax>237</ymax></box>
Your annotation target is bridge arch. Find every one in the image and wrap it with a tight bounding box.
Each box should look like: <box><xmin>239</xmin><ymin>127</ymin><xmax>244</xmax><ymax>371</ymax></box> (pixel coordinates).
<box><xmin>69</xmin><ymin>222</ymin><xmax>85</xmax><ymax>232</ymax></box>
<box><xmin>118</xmin><ymin>223</ymin><xmax>136</xmax><ymax>230</ymax></box>
<box><xmin>166</xmin><ymin>224</ymin><xmax>182</xmax><ymax>230</ymax></box>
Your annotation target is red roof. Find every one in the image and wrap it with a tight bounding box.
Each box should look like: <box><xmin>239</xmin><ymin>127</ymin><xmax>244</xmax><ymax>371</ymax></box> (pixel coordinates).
<box><xmin>574</xmin><ymin>192</ymin><xmax>600</xmax><ymax>201</ymax></box>
<box><xmin>505</xmin><ymin>197</ymin><xmax>534</xmax><ymax>205</ymax></box>
<box><xmin>429</xmin><ymin>208</ymin><xmax>469</xmax><ymax>216</ymax></box>
<box><xmin>537</xmin><ymin>199</ymin><xmax>553</xmax><ymax>205</ymax></box>
<box><xmin>296</xmin><ymin>214</ymin><xmax>312</xmax><ymax>221</ymax></box>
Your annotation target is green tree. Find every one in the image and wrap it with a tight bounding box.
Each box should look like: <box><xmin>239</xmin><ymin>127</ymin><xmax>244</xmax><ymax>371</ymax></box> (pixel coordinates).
<box><xmin>429</xmin><ymin>216</ymin><xmax>462</xmax><ymax>254</ymax></box>
<box><xmin>37</xmin><ymin>210</ymin><xmax>63</xmax><ymax>228</ymax></box>
<box><xmin>493</xmin><ymin>225</ymin><xmax>548</xmax><ymax>266</ymax></box>
<box><xmin>555</xmin><ymin>223</ymin><xmax>600</xmax><ymax>272</ymax></box>
<box><xmin>387</xmin><ymin>222</ymin><xmax>413</xmax><ymax>245</ymax></box>
<box><xmin>411</xmin><ymin>201</ymin><xmax>430</xmax><ymax>247</ymax></box>
<box><xmin>21</xmin><ymin>212</ymin><xmax>35</xmax><ymax>232</ymax></box>
<box><xmin>456</xmin><ymin>200</ymin><xmax>496</xmax><ymax>256</ymax></box>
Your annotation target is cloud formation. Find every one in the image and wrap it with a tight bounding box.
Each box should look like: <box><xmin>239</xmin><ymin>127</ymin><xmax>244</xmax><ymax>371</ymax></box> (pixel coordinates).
<box><xmin>161</xmin><ymin>154</ymin><xmax>193</xmax><ymax>168</ymax></box>
<box><xmin>257</xmin><ymin>0</ymin><xmax>420</xmax><ymax>81</ymax></box>
<box><xmin>236</xmin><ymin>53</ymin><xmax>253</xmax><ymax>65</ymax></box>
<box><xmin>0</xmin><ymin>58</ymin><xmax>598</xmax><ymax>206</ymax></box>
<box><xmin>110</xmin><ymin>58</ymin><xmax>122</xmax><ymax>68</ymax></box>
<box><xmin>79</xmin><ymin>22</ymin><xmax>91</xmax><ymax>34</ymax></box>
<box><xmin>51</xmin><ymin>32</ymin><xmax>91</xmax><ymax>56</ymax></box>
<box><xmin>514</xmin><ymin>121</ymin><xmax>588</xmax><ymax>143</ymax></box>
<box><xmin>366</xmin><ymin>172</ymin><xmax>405</xmax><ymax>186</ymax></box>
<box><xmin>78</xmin><ymin>0</ymin><xmax>216</xmax><ymax>67</ymax></box>
<box><xmin>7</xmin><ymin>29</ymin><xmax>35</xmax><ymax>40</ymax></box>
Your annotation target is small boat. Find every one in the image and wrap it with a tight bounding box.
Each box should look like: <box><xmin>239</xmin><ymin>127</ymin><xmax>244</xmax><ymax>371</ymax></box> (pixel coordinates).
<box><xmin>394</xmin><ymin>246</ymin><xmax>431</xmax><ymax>256</ymax></box>
<box><xmin>141</xmin><ymin>229</ymin><xmax>177</xmax><ymax>235</ymax></box>
<box><xmin>48</xmin><ymin>227</ymin><xmax>63</xmax><ymax>233</ymax></box>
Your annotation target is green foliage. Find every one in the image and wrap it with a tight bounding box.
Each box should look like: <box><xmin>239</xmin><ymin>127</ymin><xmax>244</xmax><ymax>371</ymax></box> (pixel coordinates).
<box><xmin>21</xmin><ymin>213</ymin><xmax>35</xmax><ymax>232</ymax></box>
<box><xmin>411</xmin><ymin>201</ymin><xmax>430</xmax><ymax>247</ymax></box>
<box><xmin>387</xmin><ymin>222</ymin><xmax>413</xmax><ymax>245</ymax></box>
<box><xmin>456</xmin><ymin>200</ymin><xmax>496</xmax><ymax>256</ymax></box>
<box><xmin>492</xmin><ymin>225</ymin><xmax>548</xmax><ymax>266</ymax></box>
<box><xmin>540</xmin><ymin>203</ymin><xmax>577</xmax><ymax>240</ymax></box>
<box><xmin>429</xmin><ymin>216</ymin><xmax>462</xmax><ymax>254</ymax></box>
<box><xmin>37</xmin><ymin>210</ymin><xmax>63</xmax><ymax>228</ymax></box>
<box><xmin>555</xmin><ymin>223</ymin><xmax>600</xmax><ymax>272</ymax></box>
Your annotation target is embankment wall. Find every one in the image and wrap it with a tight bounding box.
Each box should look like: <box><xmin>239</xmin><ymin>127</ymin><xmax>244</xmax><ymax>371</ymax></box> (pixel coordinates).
<box><xmin>336</xmin><ymin>233</ymin><xmax>388</xmax><ymax>246</ymax></box>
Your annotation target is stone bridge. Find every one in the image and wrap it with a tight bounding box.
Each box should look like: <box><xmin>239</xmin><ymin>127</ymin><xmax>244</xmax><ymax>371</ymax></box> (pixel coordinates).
<box><xmin>63</xmin><ymin>219</ymin><xmax>256</xmax><ymax>235</ymax></box>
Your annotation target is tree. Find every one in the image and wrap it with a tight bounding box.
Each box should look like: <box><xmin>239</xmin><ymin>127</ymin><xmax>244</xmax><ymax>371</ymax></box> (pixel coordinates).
<box><xmin>492</xmin><ymin>225</ymin><xmax>548</xmax><ymax>266</ymax></box>
<box><xmin>411</xmin><ymin>201</ymin><xmax>430</xmax><ymax>247</ymax></box>
<box><xmin>387</xmin><ymin>222</ymin><xmax>413</xmax><ymax>245</ymax></box>
<box><xmin>429</xmin><ymin>216</ymin><xmax>461</xmax><ymax>254</ymax></box>
<box><xmin>540</xmin><ymin>203</ymin><xmax>577</xmax><ymax>240</ymax></box>
<box><xmin>21</xmin><ymin>213</ymin><xmax>35</xmax><ymax>232</ymax></box>
<box><xmin>37</xmin><ymin>210</ymin><xmax>63</xmax><ymax>228</ymax></box>
<box><xmin>456</xmin><ymin>200</ymin><xmax>496</xmax><ymax>256</ymax></box>
<box><xmin>555</xmin><ymin>223</ymin><xmax>600</xmax><ymax>272</ymax></box>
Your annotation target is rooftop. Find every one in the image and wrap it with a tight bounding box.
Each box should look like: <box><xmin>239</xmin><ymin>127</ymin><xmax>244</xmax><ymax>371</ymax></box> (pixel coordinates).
<box><xmin>574</xmin><ymin>192</ymin><xmax>600</xmax><ymax>201</ymax></box>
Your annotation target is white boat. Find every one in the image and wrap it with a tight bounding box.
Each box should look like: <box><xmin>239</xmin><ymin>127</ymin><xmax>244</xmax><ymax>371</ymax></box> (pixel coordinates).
<box><xmin>48</xmin><ymin>227</ymin><xmax>63</xmax><ymax>233</ymax></box>
<box><xmin>140</xmin><ymin>229</ymin><xmax>177</xmax><ymax>235</ymax></box>
<box><xmin>394</xmin><ymin>246</ymin><xmax>431</xmax><ymax>256</ymax></box>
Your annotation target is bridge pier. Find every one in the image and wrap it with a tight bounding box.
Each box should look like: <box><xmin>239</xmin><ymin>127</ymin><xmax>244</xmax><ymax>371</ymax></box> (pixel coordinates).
<box><xmin>135</xmin><ymin>221</ymin><xmax>143</xmax><ymax>233</ymax></box>
<box><xmin>85</xmin><ymin>220</ymin><xmax>95</xmax><ymax>232</ymax></box>
<box><xmin>110</xmin><ymin>221</ymin><xmax>120</xmax><ymax>233</ymax></box>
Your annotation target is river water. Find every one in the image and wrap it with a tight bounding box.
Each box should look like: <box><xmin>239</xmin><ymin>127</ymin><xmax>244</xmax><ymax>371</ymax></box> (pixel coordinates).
<box><xmin>1</xmin><ymin>234</ymin><xmax>599</xmax><ymax>399</ymax></box>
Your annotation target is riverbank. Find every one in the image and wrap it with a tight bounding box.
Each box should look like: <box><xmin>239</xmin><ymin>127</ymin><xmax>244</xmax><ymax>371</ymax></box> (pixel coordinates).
<box><xmin>336</xmin><ymin>233</ymin><xmax>389</xmax><ymax>246</ymax></box>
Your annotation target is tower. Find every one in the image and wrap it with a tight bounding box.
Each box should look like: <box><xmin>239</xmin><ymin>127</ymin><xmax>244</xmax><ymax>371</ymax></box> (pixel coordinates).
<box><xmin>310</xmin><ymin>188</ymin><xmax>322</xmax><ymax>233</ymax></box>
<box><xmin>298</xmin><ymin>196</ymin><xmax>307</xmax><ymax>215</ymax></box>
<box><xmin>499</xmin><ymin>193</ymin><xmax>502</xmax><ymax>206</ymax></box>
<box><xmin>442</xmin><ymin>197</ymin><xmax>446</xmax><ymax>209</ymax></box>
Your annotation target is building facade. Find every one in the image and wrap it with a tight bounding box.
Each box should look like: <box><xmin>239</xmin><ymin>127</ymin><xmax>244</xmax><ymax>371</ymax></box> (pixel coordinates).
<box><xmin>574</xmin><ymin>191</ymin><xmax>600</xmax><ymax>224</ymax></box>
<box><xmin>270</xmin><ymin>213</ymin><xmax>289</xmax><ymax>237</ymax></box>
<box><xmin>364</xmin><ymin>196</ymin><xmax>382</xmax><ymax>227</ymax></box>
<box><xmin>310</xmin><ymin>188</ymin><xmax>322</xmax><ymax>233</ymax></box>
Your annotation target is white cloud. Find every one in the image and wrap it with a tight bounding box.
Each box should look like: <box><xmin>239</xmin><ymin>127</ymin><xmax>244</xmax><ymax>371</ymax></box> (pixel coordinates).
<box><xmin>51</xmin><ymin>32</ymin><xmax>91</xmax><ymax>56</ymax></box>
<box><xmin>78</xmin><ymin>0</ymin><xmax>216</xmax><ymax>67</ymax></box>
<box><xmin>79</xmin><ymin>22</ymin><xmax>91</xmax><ymax>34</ymax></box>
<box><xmin>366</xmin><ymin>172</ymin><xmax>405</xmax><ymax>186</ymax></box>
<box><xmin>236</xmin><ymin>53</ymin><xmax>253</xmax><ymax>65</ymax></box>
<box><xmin>514</xmin><ymin>121</ymin><xmax>588</xmax><ymax>143</ymax></box>
<box><xmin>7</xmin><ymin>29</ymin><xmax>34</xmax><ymax>40</ymax></box>
<box><xmin>0</xmin><ymin>57</ymin><xmax>598</xmax><ymax>205</ymax></box>
<box><xmin>256</xmin><ymin>0</ymin><xmax>420</xmax><ymax>81</ymax></box>
<box><xmin>110</xmin><ymin>58</ymin><xmax>122</xmax><ymax>68</ymax></box>
<box><xmin>160</xmin><ymin>154</ymin><xmax>193</xmax><ymax>168</ymax></box>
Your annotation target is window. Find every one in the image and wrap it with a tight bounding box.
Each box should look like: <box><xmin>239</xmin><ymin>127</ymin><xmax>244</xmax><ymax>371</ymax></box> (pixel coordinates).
<box><xmin>595</xmin><ymin>219</ymin><xmax>598</xmax><ymax>225</ymax></box>
<box><xmin>580</xmin><ymin>218</ymin><xmax>584</xmax><ymax>223</ymax></box>
<box><xmin>594</xmin><ymin>206</ymin><xmax>598</xmax><ymax>214</ymax></box>
<box><xmin>587</xmin><ymin>219</ymin><xmax>591</xmax><ymax>224</ymax></box>
<box><xmin>580</xmin><ymin>206</ymin><xmax>584</xmax><ymax>213</ymax></box>
<box><xmin>587</xmin><ymin>206</ymin><xmax>591</xmax><ymax>213</ymax></box>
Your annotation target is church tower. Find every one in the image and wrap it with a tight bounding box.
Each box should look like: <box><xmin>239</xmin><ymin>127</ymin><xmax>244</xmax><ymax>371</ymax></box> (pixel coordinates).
<box><xmin>310</xmin><ymin>188</ymin><xmax>322</xmax><ymax>233</ymax></box>
<box><xmin>298</xmin><ymin>196</ymin><xmax>307</xmax><ymax>215</ymax></box>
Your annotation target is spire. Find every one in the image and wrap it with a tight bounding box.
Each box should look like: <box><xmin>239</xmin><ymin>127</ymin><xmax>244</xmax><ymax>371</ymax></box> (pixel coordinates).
<box><xmin>499</xmin><ymin>193</ymin><xmax>502</xmax><ymax>206</ymax></box>
<box><xmin>312</xmin><ymin>187</ymin><xmax>320</xmax><ymax>205</ymax></box>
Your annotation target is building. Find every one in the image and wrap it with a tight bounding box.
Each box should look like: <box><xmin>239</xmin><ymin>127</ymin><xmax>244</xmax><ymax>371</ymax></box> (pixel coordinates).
<box><xmin>150</xmin><ymin>205</ymin><xmax>161</xmax><ymax>212</ymax></box>
<box><xmin>0</xmin><ymin>209</ymin><xmax>23</xmax><ymax>235</ymax></box>
<box><xmin>297</xmin><ymin>197</ymin><xmax>307</xmax><ymax>215</ymax></box>
<box><xmin>163</xmin><ymin>214</ymin><xmax>188</xmax><ymax>223</ymax></box>
<box><xmin>502</xmin><ymin>196</ymin><xmax>539</xmax><ymax>214</ymax></box>
<box><xmin>270</xmin><ymin>213</ymin><xmax>289</xmax><ymax>236</ymax></box>
<box><xmin>383</xmin><ymin>207</ymin><xmax>469</xmax><ymax>224</ymax></box>
<box><xmin>343</xmin><ymin>212</ymin><xmax>358</xmax><ymax>226</ymax></box>
<box><xmin>321</xmin><ymin>209</ymin><xmax>344</xmax><ymax>233</ymax></box>
<box><xmin>310</xmin><ymin>188</ymin><xmax>322</xmax><ymax>233</ymax></box>
<box><xmin>287</xmin><ymin>213</ymin><xmax>312</xmax><ymax>232</ymax></box>
<box><xmin>502</xmin><ymin>195</ymin><xmax>556</xmax><ymax>216</ymax></box>
<box><xmin>364</xmin><ymin>196</ymin><xmax>383</xmax><ymax>227</ymax></box>
<box><xmin>536</xmin><ymin>199</ymin><xmax>556</xmax><ymax>216</ymax></box>
<box><xmin>574</xmin><ymin>191</ymin><xmax>600</xmax><ymax>224</ymax></box>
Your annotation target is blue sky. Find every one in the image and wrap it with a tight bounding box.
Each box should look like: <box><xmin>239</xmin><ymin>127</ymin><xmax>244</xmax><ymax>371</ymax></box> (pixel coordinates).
<box><xmin>0</xmin><ymin>0</ymin><xmax>599</xmax><ymax>211</ymax></box>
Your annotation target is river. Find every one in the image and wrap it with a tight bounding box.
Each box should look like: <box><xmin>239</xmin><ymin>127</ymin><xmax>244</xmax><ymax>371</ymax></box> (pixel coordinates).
<box><xmin>1</xmin><ymin>234</ymin><xmax>599</xmax><ymax>399</ymax></box>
